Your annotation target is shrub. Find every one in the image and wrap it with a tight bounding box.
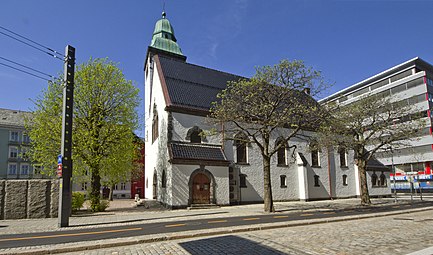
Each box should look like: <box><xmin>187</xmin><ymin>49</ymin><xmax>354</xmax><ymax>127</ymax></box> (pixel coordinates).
<box><xmin>71</xmin><ymin>192</ymin><xmax>85</xmax><ymax>212</ymax></box>
<box><xmin>96</xmin><ymin>200</ymin><xmax>110</xmax><ymax>212</ymax></box>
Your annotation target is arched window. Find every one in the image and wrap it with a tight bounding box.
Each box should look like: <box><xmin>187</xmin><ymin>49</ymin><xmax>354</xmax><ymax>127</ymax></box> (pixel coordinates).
<box><xmin>162</xmin><ymin>169</ymin><xmax>167</xmax><ymax>188</ymax></box>
<box><xmin>153</xmin><ymin>171</ymin><xmax>157</xmax><ymax>199</ymax></box>
<box><xmin>275</xmin><ymin>137</ymin><xmax>287</xmax><ymax>166</ymax></box>
<box><xmin>338</xmin><ymin>146</ymin><xmax>347</xmax><ymax>167</ymax></box>
<box><xmin>342</xmin><ymin>174</ymin><xmax>348</xmax><ymax>186</ymax></box>
<box><xmin>379</xmin><ymin>172</ymin><xmax>387</xmax><ymax>187</ymax></box>
<box><xmin>186</xmin><ymin>126</ymin><xmax>203</xmax><ymax>143</ymax></box>
<box><xmin>234</xmin><ymin>132</ymin><xmax>248</xmax><ymax>164</ymax></box>
<box><xmin>310</xmin><ymin>142</ymin><xmax>320</xmax><ymax>167</ymax></box>
<box><xmin>239</xmin><ymin>174</ymin><xmax>247</xmax><ymax>188</ymax></box>
<box><xmin>280</xmin><ymin>175</ymin><xmax>287</xmax><ymax>188</ymax></box>
<box><xmin>371</xmin><ymin>172</ymin><xmax>378</xmax><ymax>187</ymax></box>
<box><xmin>152</xmin><ymin>105</ymin><xmax>159</xmax><ymax>143</ymax></box>
<box><xmin>314</xmin><ymin>175</ymin><xmax>320</xmax><ymax>187</ymax></box>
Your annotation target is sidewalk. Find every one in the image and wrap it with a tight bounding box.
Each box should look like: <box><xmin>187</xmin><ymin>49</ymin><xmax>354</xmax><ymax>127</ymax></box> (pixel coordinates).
<box><xmin>0</xmin><ymin>197</ymin><xmax>431</xmax><ymax>254</ymax></box>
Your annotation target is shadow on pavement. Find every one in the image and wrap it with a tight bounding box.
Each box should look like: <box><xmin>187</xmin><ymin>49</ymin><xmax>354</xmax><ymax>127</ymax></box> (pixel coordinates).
<box><xmin>179</xmin><ymin>235</ymin><xmax>288</xmax><ymax>255</ymax></box>
<box><xmin>70</xmin><ymin>211</ymin><xmax>228</xmax><ymax>228</ymax></box>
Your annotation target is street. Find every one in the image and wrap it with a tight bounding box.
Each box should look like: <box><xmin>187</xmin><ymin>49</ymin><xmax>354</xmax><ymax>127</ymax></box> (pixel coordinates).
<box><xmin>63</xmin><ymin>209</ymin><xmax>433</xmax><ymax>255</ymax></box>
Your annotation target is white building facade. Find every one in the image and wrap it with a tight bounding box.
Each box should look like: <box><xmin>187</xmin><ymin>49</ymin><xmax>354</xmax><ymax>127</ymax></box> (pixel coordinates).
<box><xmin>320</xmin><ymin>57</ymin><xmax>433</xmax><ymax>191</ymax></box>
<box><xmin>144</xmin><ymin>13</ymin><xmax>391</xmax><ymax>208</ymax></box>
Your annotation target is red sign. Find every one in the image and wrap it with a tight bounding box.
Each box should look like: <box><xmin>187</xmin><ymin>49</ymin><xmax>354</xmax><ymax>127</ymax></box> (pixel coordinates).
<box><xmin>57</xmin><ymin>164</ymin><xmax>62</xmax><ymax>177</ymax></box>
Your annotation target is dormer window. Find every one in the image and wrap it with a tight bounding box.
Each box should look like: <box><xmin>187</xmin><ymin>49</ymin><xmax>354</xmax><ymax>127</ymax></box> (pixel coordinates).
<box><xmin>186</xmin><ymin>126</ymin><xmax>203</xmax><ymax>143</ymax></box>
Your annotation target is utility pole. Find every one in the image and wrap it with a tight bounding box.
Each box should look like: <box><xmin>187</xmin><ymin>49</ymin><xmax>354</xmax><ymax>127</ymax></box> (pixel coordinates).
<box><xmin>58</xmin><ymin>45</ymin><xmax>75</xmax><ymax>227</ymax></box>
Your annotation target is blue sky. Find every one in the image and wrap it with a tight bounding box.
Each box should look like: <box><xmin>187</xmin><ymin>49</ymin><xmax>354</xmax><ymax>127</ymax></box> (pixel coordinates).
<box><xmin>1</xmin><ymin>0</ymin><xmax>433</xmax><ymax>136</ymax></box>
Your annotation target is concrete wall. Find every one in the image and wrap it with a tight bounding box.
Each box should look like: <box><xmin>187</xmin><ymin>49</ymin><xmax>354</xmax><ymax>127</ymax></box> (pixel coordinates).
<box><xmin>0</xmin><ymin>179</ymin><xmax>59</xmax><ymax>219</ymax></box>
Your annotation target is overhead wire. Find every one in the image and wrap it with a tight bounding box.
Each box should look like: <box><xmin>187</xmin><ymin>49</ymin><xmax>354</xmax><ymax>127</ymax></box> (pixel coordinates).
<box><xmin>0</xmin><ymin>31</ymin><xmax>65</xmax><ymax>62</ymax></box>
<box><xmin>0</xmin><ymin>62</ymin><xmax>51</xmax><ymax>81</ymax></box>
<box><xmin>0</xmin><ymin>56</ymin><xmax>55</xmax><ymax>79</ymax></box>
<box><xmin>0</xmin><ymin>25</ymin><xmax>66</xmax><ymax>58</ymax></box>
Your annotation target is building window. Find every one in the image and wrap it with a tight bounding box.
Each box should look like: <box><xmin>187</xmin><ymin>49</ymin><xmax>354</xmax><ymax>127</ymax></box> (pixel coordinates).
<box><xmin>10</xmin><ymin>131</ymin><xmax>19</xmax><ymax>142</ymax></box>
<box><xmin>280</xmin><ymin>175</ymin><xmax>287</xmax><ymax>188</ymax></box>
<box><xmin>152</xmin><ymin>105</ymin><xmax>159</xmax><ymax>143</ymax></box>
<box><xmin>20</xmin><ymin>147</ymin><xmax>29</xmax><ymax>160</ymax></box>
<box><xmin>162</xmin><ymin>170</ymin><xmax>167</xmax><ymax>188</ymax></box>
<box><xmin>20</xmin><ymin>164</ymin><xmax>29</xmax><ymax>175</ymax></box>
<box><xmin>8</xmin><ymin>163</ymin><xmax>17</xmax><ymax>175</ymax></box>
<box><xmin>81</xmin><ymin>182</ymin><xmax>87</xmax><ymax>191</ymax></box>
<box><xmin>379</xmin><ymin>172</ymin><xmax>387</xmax><ymax>187</ymax></box>
<box><xmin>338</xmin><ymin>147</ymin><xmax>347</xmax><ymax>167</ymax></box>
<box><xmin>310</xmin><ymin>143</ymin><xmax>320</xmax><ymax>167</ymax></box>
<box><xmin>239</xmin><ymin>174</ymin><xmax>247</xmax><ymax>188</ymax></box>
<box><xmin>146</xmin><ymin>178</ymin><xmax>149</xmax><ymax>188</ymax></box>
<box><xmin>342</xmin><ymin>174</ymin><xmax>348</xmax><ymax>186</ymax></box>
<box><xmin>9</xmin><ymin>146</ymin><xmax>18</xmax><ymax>158</ymax></box>
<box><xmin>33</xmin><ymin>165</ymin><xmax>42</xmax><ymax>175</ymax></box>
<box><xmin>22</xmin><ymin>133</ymin><xmax>30</xmax><ymax>143</ymax></box>
<box><xmin>235</xmin><ymin>132</ymin><xmax>248</xmax><ymax>164</ymax></box>
<box><xmin>371</xmin><ymin>172</ymin><xmax>378</xmax><ymax>187</ymax></box>
<box><xmin>314</xmin><ymin>175</ymin><xmax>320</xmax><ymax>187</ymax></box>
<box><xmin>114</xmin><ymin>184</ymin><xmax>118</xmax><ymax>190</ymax></box>
<box><xmin>186</xmin><ymin>126</ymin><xmax>203</xmax><ymax>143</ymax></box>
<box><xmin>275</xmin><ymin>137</ymin><xmax>287</xmax><ymax>166</ymax></box>
<box><xmin>120</xmin><ymin>182</ymin><xmax>126</xmax><ymax>190</ymax></box>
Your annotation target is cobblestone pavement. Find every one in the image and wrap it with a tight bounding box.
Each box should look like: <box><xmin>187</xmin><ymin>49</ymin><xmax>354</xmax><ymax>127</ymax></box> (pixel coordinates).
<box><xmin>61</xmin><ymin>209</ymin><xmax>433</xmax><ymax>255</ymax></box>
<box><xmin>1</xmin><ymin>198</ymin><xmax>408</xmax><ymax>235</ymax></box>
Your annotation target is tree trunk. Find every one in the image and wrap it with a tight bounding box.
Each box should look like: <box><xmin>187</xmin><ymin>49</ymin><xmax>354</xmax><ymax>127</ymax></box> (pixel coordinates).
<box><xmin>263</xmin><ymin>155</ymin><xmax>275</xmax><ymax>212</ymax></box>
<box><xmin>90</xmin><ymin>167</ymin><xmax>102</xmax><ymax>211</ymax></box>
<box><xmin>109</xmin><ymin>183</ymin><xmax>114</xmax><ymax>201</ymax></box>
<box><xmin>357</xmin><ymin>158</ymin><xmax>371</xmax><ymax>205</ymax></box>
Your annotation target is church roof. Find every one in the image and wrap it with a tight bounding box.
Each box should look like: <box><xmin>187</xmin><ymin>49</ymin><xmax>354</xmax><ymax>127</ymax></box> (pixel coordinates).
<box><xmin>366</xmin><ymin>157</ymin><xmax>391</xmax><ymax>172</ymax></box>
<box><xmin>156</xmin><ymin>55</ymin><xmax>244</xmax><ymax>114</ymax></box>
<box><xmin>168</xmin><ymin>142</ymin><xmax>230</xmax><ymax>166</ymax></box>
<box><xmin>150</xmin><ymin>12</ymin><xmax>184</xmax><ymax>57</ymax></box>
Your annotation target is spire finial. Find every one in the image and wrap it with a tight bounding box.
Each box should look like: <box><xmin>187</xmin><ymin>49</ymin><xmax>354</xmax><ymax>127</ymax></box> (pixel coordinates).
<box><xmin>162</xmin><ymin>0</ymin><xmax>166</xmax><ymax>18</ymax></box>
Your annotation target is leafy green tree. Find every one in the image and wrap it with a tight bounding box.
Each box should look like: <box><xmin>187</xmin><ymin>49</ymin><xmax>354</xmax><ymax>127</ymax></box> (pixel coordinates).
<box><xmin>211</xmin><ymin>59</ymin><xmax>329</xmax><ymax>212</ymax></box>
<box><xmin>320</xmin><ymin>94</ymin><xmax>426</xmax><ymax>205</ymax></box>
<box><xmin>27</xmin><ymin>58</ymin><xmax>140</xmax><ymax>211</ymax></box>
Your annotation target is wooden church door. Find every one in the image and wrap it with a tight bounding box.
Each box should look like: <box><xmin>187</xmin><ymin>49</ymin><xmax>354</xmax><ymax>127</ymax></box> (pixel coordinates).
<box><xmin>192</xmin><ymin>173</ymin><xmax>210</xmax><ymax>204</ymax></box>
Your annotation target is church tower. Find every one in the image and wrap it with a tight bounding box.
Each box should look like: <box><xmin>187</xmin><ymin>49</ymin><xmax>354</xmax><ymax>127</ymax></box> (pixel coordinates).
<box><xmin>146</xmin><ymin>11</ymin><xmax>186</xmax><ymax>62</ymax></box>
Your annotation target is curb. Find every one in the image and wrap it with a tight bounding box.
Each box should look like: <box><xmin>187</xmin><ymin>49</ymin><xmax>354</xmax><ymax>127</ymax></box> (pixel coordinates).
<box><xmin>1</xmin><ymin>206</ymin><xmax>432</xmax><ymax>255</ymax></box>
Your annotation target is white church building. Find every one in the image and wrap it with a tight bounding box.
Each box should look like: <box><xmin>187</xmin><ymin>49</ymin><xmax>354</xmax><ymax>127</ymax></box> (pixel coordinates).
<box><xmin>144</xmin><ymin>12</ymin><xmax>391</xmax><ymax>208</ymax></box>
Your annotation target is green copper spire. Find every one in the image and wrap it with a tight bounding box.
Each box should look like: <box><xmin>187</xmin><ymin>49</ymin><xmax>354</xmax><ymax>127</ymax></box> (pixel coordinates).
<box><xmin>150</xmin><ymin>12</ymin><xmax>184</xmax><ymax>56</ymax></box>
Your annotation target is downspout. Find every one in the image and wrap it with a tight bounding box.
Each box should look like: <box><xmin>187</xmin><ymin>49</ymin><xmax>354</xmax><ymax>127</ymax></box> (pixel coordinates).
<box><xmin>327</xmin><ymin>147</ymin><xmax>333</xmax><ymax>200</ymax></box>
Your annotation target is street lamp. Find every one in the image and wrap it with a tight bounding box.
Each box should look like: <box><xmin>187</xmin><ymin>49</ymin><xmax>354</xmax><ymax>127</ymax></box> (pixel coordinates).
<box><xmin>390</xmin><ymin>145</ymin><xmax>397</xmax><ymax>203</ymax></box>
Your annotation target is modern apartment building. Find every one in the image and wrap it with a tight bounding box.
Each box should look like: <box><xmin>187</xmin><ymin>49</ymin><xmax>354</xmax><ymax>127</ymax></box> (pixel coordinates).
<box><xmin>320</xmin><ymin>57</ymin><xmax>433</xmax><ymax>190</ymax></box>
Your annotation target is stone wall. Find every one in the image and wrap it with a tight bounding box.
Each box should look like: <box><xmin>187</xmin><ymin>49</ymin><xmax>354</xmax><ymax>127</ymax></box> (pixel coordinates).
<box><xmin>0</xmin><ymin>179</ymin><xmax>59</xmax><ymax>220</ymax></box>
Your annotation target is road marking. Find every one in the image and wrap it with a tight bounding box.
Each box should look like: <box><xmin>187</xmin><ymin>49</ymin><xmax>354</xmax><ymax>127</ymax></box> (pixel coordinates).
<box><xmin>165</xmin><ymin>223</ymin><xmax>186</xmax><ymax>228</ymax></box>
<box><xmin>273</xmin><ymin>215</ymin><xmax>289</xmax><ymax>219</ymax></box>
<box><xmin>207</xmin><ymin>220</ymin><xmax>228</xmax><ymax>224</ymax></box>
<box><xmin>0</xmin><ymin>227</ymin><xmax>142</xmax><ymax>242</ymax></box>
<box><xmin>323</xmin><ymin>211</ymin><xmax>336</xmax><ymax>215</ymax></box>
<box><xmin>300</xmin><ymin>213</ymin><xmax>313</xmax><ymax>217</ymax></box>
<box><xmin>243</xmin><ymin>217</ymin><xmax>260</xmax><ymax>221</ymax></box>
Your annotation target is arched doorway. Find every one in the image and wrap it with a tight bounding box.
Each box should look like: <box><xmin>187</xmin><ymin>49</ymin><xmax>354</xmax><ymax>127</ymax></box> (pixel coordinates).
<box><xmin>192</xmin><ymin>173</ymin><xmax>210</xmax><ymax>204</ymax></box>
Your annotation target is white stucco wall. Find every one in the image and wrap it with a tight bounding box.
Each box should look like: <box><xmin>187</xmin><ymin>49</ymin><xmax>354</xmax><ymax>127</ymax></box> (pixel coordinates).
<box><xmin>144</xmin><ymin>54</ymin><xmax>170</xmax><ymax>201</ymax></box>
<box><xmin>170</xmin><ymin>164</ymin><xmax>230</xmax><ymax>207</ymax></box>
<box><xmin>171</xmin><ymin>112</ymin><xmax>222</xmax><ymax>144</ymax></box>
